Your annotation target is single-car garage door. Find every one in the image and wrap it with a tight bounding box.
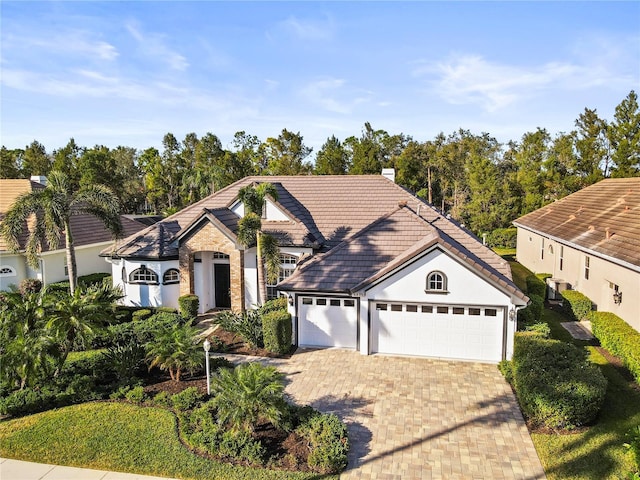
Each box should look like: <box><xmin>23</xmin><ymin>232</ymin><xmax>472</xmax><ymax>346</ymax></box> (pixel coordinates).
<box><xmin>371</xmin><ymin>303</ymin><xmax>504</xmax><ymax>363</ymax></box>
<box><xmin>298</xmin><ymin>297</ymin><xmax>357</xmax><ymax>349</ymax></box>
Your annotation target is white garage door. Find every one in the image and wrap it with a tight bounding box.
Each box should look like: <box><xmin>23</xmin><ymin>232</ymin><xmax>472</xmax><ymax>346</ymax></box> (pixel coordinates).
<box><xmin>372</xmin><ymin>303</ymin><xmax>504</xmax><ymax>363</ymax></box>
<box><xmin>298</xmin><ymin>297</ymin><xmax>357</xmax><ymax>349</ymax></box>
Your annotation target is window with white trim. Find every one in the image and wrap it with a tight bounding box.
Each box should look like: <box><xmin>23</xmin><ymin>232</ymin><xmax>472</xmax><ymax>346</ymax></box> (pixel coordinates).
<box><xmin>0</xmin><ymin>266</ymin><xmax>16</xmax><ymax>277</ymax></box>
<box><xmin>163</xmin><ymin>268</ymin><xmax>180</xmax><ymax>285</ymax></box>
<box><xmin>541</xmin><ymin>238</ymin><xmax>545</xmax><ymax>260</ymax></box>
<box><xmin>212</xmin><ymin>252</ymin><xmax>230</xmax><ymax>259</ymax></box>
<box><xmin>584</xmin><ymin>256</ymin><xmax>590</xmax><ymax>280</ymax></box>
<box><xmin>559</xmin><ymin>245</ymin><xmax>564</xmax><ymax>271</ymax></box>
<box><xmin>425</xmin><ymin>271</ymin><xmax>447</xmax><ymax>292</ymax></box>
<box><xmin>266</xmin><ymin>254</ymin><xmax>298</xmax><ymax>300</ymax></box>
<box><xmin>129</xmin><ymin>266</ymin><xmax>159</xmax><ymax>284</ymax></box>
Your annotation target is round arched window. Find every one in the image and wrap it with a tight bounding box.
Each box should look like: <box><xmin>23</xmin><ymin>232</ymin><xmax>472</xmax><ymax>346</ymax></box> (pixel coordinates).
<box><xmin>426</xmin><ymin>271</ymin><xmax>448</xmax><ymax>292</ymax></box>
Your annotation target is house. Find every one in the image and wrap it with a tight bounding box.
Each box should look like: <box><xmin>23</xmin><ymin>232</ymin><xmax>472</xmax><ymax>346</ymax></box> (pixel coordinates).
<box><xmin>0</xmin><ymin>177</ymin><xmax>146</xmax><ymax>291</ymax></box>
<box><xmin>513</xmin><ymin>178</ymin><xmax>640</xmax><ymax>332</ymax></box>
<box><xmin>104</xmin><ymin>175</ymin><xmax>528</xmax><ymax>363</ymax></box>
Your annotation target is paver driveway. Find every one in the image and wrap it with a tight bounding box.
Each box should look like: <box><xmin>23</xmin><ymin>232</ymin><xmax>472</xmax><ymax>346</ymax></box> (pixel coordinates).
<box><xmin>221</xmin><ymin>348</ymin><xmax>546</xmax><ymax>480</ymax></box>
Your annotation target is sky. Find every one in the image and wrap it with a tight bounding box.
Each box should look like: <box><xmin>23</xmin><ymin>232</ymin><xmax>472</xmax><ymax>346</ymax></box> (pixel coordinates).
<box><xmin>1</xmin><ymin>1</ymin><xmax>639</xmax><ymax>158</ymax></box>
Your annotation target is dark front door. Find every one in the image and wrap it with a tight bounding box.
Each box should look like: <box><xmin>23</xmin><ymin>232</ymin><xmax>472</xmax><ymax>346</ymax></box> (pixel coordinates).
<box><xmin>214</xmin><ymin>263</ymin><xmax>231</xmax><ymax>308</ymax></box>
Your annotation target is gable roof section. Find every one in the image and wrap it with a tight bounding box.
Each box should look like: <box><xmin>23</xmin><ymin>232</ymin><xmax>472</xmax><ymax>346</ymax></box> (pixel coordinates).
<box><xmin>278</xmin><ymin>205</ymin><xmax>525</xmax><ymax>302</ymax></box>
<box><xmin>107</xmin><ymin>175</ymin><xmax>513</xmax><ymax>281</ymax></box>
<box><xmin>513</xmin><ymin>178</ymin><xmax>640</xmax><ymax>270</ymax></box>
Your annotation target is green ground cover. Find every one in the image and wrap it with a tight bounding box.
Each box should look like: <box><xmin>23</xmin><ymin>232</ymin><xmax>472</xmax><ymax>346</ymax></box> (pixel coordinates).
<box><xmin>0</xmin><ymin>402</ymin><xmax>336</xmax><ymax>480</ymax></box>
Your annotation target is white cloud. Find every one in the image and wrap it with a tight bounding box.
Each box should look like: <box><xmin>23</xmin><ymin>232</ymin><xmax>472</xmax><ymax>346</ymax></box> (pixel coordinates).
<box><xmin>125</xmin><ymin>22</ymin><xmax>189</xmax><ymax>71</ymax></box>
<box><xmin>415</xmin><ymin>53</ymin><xmax>633</xmax><ymax>112</ymax></box>
<box><xmin>299</xmin><ymin>77</ymin><xmax>372</xmax><ymax>114</ymax></box>
<box><xmin>3</xmin><ymin>31</ymin><xmax>118</xmax><ymax>61</ymax></box>
<box><xmin>278</xmin><ymin>15</ymin><xmax>334</xmax><ymax>41</ymax></box>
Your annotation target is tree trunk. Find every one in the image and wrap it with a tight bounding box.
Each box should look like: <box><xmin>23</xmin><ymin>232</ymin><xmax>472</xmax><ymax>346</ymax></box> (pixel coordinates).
<box><xmin>427</xmin><ymin>166</ymin><xmax>433</xmax><ymax>204</ymax></box>
<box><xmin>256</xmin><ymin>231</ymin><xmax>266</xmax><ymax>306</ymax></box>
<box><xmin>64</xmin><ymin>220</ymin><xmax>78</xmax><ymax>295</ymax></box>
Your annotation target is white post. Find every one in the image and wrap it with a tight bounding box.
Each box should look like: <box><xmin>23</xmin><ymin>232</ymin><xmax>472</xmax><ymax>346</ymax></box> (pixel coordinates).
<box><xmin>203</xmin><ymin>338</ymin><xmax>211</xmax><ymax>396</ymax></box>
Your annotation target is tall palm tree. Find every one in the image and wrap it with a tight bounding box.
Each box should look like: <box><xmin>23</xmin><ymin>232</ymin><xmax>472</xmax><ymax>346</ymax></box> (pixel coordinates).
<box><xmin>0</xmin><ymin>170</ymin><xmax>122</xmax><ymax>294</ymax></box>
<box><xmin>237</xmin><ymin>183</ymin><xmax>281</xmax><ymax>305</ymax></box>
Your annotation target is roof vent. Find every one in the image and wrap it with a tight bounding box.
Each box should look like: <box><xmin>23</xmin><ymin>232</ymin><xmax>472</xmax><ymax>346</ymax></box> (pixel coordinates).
<box><xmin>381</xmin><ymin>168</ymin><xmax>395</xmax><ymax>183</ymax></box>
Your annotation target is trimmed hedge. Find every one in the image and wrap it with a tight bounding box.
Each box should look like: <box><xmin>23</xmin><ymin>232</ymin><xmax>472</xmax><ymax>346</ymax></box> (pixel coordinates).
<box><xmin>509</xmin><ymin>333</ymin><xmax>607</xmax><ymax>429</ymax></box>
<box><xmin>132</xmin><ymin>309</ymin><xmax>153</xmax><ymax>322</ymax></box>
<box><xmin>517</xmin><ymin>294</ymin><xmax>544</xmax><ymax>327</ymax></box>
<box><xmin>179</xmin><ymin>294</ymin><xmax>199</xmax><ymax>320</ymax></box>
<box><xmin>526</xmin><ymin>275</ymin><xmax>547</xmax><ymax>298</ymax></box>
<box><xmin>262</xmin><ymin>309</ymin><xmax>292</xmax><ymax>354</ymax></box>
<box><xmin>259</xmin><ymin>296</ymin><xmax>289</xmax><ymax>315</ymax></box>
<box><xmin>591</xmin><ymin>311</ymin><xmax>640</xmax><ymax>384</ymax></box>
<box><xmin>561</xmin><ymin>290</ymin><xmax>593</xmax><ymax>321</ymax></box>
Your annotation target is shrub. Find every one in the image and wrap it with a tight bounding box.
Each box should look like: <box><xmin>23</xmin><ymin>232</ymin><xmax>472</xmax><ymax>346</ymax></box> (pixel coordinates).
<box><xmin>561</xmin><ymin>290</ymin><xmax>593</xmax><ymax>321</ymax></box>
<box><xmin>510</xmin><ymin>334</ymin><xmax>607</xmax><ymax>429</ymax></box>
<box><xmin>179</xmin><ymin>294</ymin><xmax>199</xmax><ymax>321</ymax></box>
<box><xmin>591</xmin><ymin>311</ymin><xmax>640</xmax><ymax>383</ymax></box>
<box><xmin>132</xmin><ymin>309</ymin><xmax>153</xmax><ymax>322</ymax></box>
<box><xmin>517</xmin><ymin>294</ymin><xmax>544</xmax><ymax>327</ymax></box>
<box><xmin>625</xmin><ymin>425</ymin><xmax>640</xmax><ymax>474</ymax></box>
<box><xmin>108</xmin><ymin>311</ymin><xmax>180</xmax><ymax>347</ymax></box>
<box><xmin>146</xmin><ymin>323</ymin><xmax>202</xmax><ymax>381</ymax></box>
<box><xmin>525</xmin><ymin>322</ymin><xmax>551</xmax><ymax>338</ymax></box>
<box><xmin>78</xmin><ymin>273</ymin><xmax>111</xmax><ymax>287</ymax></box>
<box><xmin>113</xmin><ymin>306</ymin><xmax>138</xmax><ymax>324</ymax></box>
<box><xmin>0</xmin><ymin>388</ymin><xmax>56</xmax><ymax>416</ymax></box>
<box><xmin>155</xmin><ymin>306</ymin><xmax>178</xmax><ymax>314</ymax></box>
<box><xmin>498</xmin><ymin>360</ymin><xmax>513</xmax><ymax>384</ymax></box>
<box><xmin>171</xmin><ymin>387</ymin><xmax>204</xmax><ymax>411</ymax></box>
<box><xmin>102</xmin><ymin>340</ymin><xmax>146</xmax><ymax>380</ymax></box>
<box><xmin>526</xmin><ymin>275</ymin><xmax>547</xmax><ymax>298</ymax></box>
<box><xmin>125</xmin><ymin>385</ymin><xmax>147</xmax><ymax>403</ymax></box>
<box><xmin>262</xmin><ymin>309</ymin><xmax>292</xmax><ymax>354</ymax></box>
<box><xmin>18</xmin><ymin>278</ymin><xmax>42</xmax><ymax>295</ymax></box>
<box><xmin>297</xmin><ymin>412</ymin><xmax>349</xmax><ymax>473</ymax></box>
<box><xmin>485</xmin><ymin>228</ymin><xmax>517</xmax><ymax>249</ymax></box>
<box><xmin>259</xmin><ymin>296</ymin><xmax>288</xmax><ymax>314</ymax></box>
<box><xmin>215</xmin><ymin>309</ymin><xmax>263</xmax><ymax>348</ymax></box>
<box><xmin>218</xmin><ymin>429</ymin><xmax>266</xmax><ymax>465</ymax></box>
<box><xmin>152</xmin><ymin>391</ymin><xmax>172</xmax><ymax>408</ymax></box>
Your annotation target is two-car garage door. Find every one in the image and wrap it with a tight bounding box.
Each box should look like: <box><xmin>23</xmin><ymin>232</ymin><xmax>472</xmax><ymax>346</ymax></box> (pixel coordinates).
<box><xmin>371</xmin><ymin>302</ymin><xmax>504</xmax><ymax>363</ymax></box>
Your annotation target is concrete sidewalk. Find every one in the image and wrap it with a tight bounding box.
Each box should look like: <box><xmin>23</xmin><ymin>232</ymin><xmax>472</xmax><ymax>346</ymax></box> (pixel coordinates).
<box><xmin>0</xmin><ymin>458</ymin><xmax>178</xmax><ymax>480</ymax></box>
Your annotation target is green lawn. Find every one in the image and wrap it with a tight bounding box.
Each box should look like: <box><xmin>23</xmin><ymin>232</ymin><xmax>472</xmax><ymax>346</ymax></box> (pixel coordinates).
<box><xmin>503</xmin><ymin>256</ymin><xmax>639</xmax><ymax>479</ymax></box>
<box><xmin>0</xmin><ymin>402</ymin><xmax>336</xmax><ymax>480</ymax></box>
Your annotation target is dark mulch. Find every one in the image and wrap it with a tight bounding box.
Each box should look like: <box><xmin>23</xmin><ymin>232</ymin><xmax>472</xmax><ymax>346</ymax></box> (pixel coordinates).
<box><xmin>209</xmin><ymin>326</ymin><xmax>295</xmax><ymax>359</ymax></box>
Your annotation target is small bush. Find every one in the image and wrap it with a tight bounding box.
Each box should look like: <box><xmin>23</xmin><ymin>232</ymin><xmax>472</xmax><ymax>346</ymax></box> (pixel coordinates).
<box><xmin>113</xmin><ymin>306</ymin><xmax>138</xmax><ymax>324</ymax></box>
<box><xmin>625</xmin><ymin>425</ymin><xmax>640</xmax><ymax>474</ymax></box>
<box><xmin>259</xmin><ymin>296</ymin><xmax>288</xmax><ymax>314</ymax></box>
<box><xmin>152</xmin><ymin>391</ymin><xmax>172</xmax><ymax>408</ymax></box>
<box><xmin>297</xmin><ymin>412</ymin><xmax>349</xmax><ymax>473</ymax></box>
<box><xmin>218</xmin><ymin>429</ymin><xmax>266</xmax><ymax>465</ymax></box>
<box><xmin>526</xmin><ymin>275</ymin><xmax>547</xmax><ymax>298</ymax></box>
<box><xmin>525</xmin><ymin>322</ymin><xmax>551</xmax><ymax>338</ymax></box>
<box><xmin>518</xmin><ymin>294</ymin><xmax>544</xmax><ymax>327</ymax></box>
<box><xmin>179</xmin><ymin>294</ymin><xmax>199</xmax><ymax>321</ymax></box>
<box><xmin>132</xmin><ymin>309</ymin><xmax>153</xmax><ymax>322</ymax></box>
<box><xmin>591</xmin><ymin>311</ymin><xmax>640</xmax><ymax>384</ymax></box>
<box><xmin>108</xmin><ymin>311</ymin><xmax>179</xmax><ymax>347</ymax></box>
<box><xmin>485</xmin><ymin>228</ymin><xmax>517</xmax><ymax>249</ymax></box>
<box><xmin>561</xmin><ymin>290</ymin><xmax>593</xmax><ymax>321</ymax></box>
<box><xmin>102</xmin><ymin>340</ymin><xmax>146</xmax><ymax>380</ymax></box>
<box><xmin>78</xmin><ymin>273</ymin><xmax>111</xmax><ymax>287</ymax></box>
<box><xmin>125</xmin><ymin>385</ymin><xmax>147</xmax><ymax>403</ymax></box>
<box><xmin>262</xmin><ymin>309</ymin><xmax>292</xmax><ymax>354</ymax></box>
<box><xmin>18</xmin><ymin>278</ymin><xmax>42</xmax><ymax>295</ymax></box>
<box><xmin>0</xmin><ymin>388</ymin><xmax>56</xmax><ymax>416</ymax></box>
<box><xmin>171</xmin><ymin>387</ymin><xmax>204</xmax><ymax>411</ymax></box>
<box><xmin>510</xmin><ymin>334</ymin><xmax>607</xmax><ymax>429</ymax></box>
<box><xmin>498</xmin><ymin>360</ymin><xmax>513</xmax><ymax>384</ymax></box>
<box><xmin>155</xmin><ymin>306</ymin><xmax>178</xmax><ymax>314</ymax></box>
<box><xmin>215</xmin><ymin>309</ymin><xmax>263</xmax><ymax>348</ymax></box>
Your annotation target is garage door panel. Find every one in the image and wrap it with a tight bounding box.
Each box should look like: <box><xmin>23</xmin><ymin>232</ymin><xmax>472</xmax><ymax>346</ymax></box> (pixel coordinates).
<box><xmin>373</xmin><ymin>303</ymin><xmax>503</xmax><ymax>363</ymax></box>
<box><xmin>299</xmin><ymin>297</ymin><xmax>357</xmax><ymax>349</ymax></box>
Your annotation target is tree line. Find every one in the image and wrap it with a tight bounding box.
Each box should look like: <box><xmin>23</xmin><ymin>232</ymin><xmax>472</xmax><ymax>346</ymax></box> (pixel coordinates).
<box><xmin>1</xmin><ymin>90</ymin><xmax>638</xmax><ymax>235</ymax></box>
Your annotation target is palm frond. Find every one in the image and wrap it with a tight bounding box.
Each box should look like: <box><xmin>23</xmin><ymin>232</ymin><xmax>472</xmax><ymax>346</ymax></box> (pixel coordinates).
<box><xmin>237</xmin><ymin>213</ymin><xmax>261</xmax><ymax>247</ymax></box>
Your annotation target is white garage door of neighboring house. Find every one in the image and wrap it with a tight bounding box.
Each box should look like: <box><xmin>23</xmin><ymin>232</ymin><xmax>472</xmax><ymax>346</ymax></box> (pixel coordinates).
<box><xmin>298</xmin><ymin>297</ymin><xmax>358</xmax><ymax>349</ymax></box>
<box><xmin>372</xmin><ymin>303</ymin><xmax>504</xmax><ymax>363</ymax></box>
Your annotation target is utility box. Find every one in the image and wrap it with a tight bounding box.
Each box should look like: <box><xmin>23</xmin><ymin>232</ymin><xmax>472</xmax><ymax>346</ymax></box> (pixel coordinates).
<box><xmin>547</xmin><ymin>278</ymin><xmax>570</xmax><ymax>300</ymax></box>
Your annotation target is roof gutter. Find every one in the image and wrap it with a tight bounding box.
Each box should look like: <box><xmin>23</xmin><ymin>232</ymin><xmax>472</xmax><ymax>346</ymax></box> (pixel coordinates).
<box><xmin>513</xmin><ymin>222</ymin><xmax>640</xmax><ymax>274</ymax></box>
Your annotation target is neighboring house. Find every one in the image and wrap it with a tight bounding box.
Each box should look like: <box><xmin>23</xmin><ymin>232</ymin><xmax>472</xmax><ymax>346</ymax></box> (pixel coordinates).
<box><xmin>105</xmin><ymin>174</ymin><xmax>527</xmax><ymax>363</ymax></box>
<box><xmin>513</xmin><ymin>178</ymin><xmax>640</xmax><ymax>332</ymax></box>
<box><xmin>0</xmin><ymin>178</ymin><xmax>146</xmax><ymax>291</ymax></box>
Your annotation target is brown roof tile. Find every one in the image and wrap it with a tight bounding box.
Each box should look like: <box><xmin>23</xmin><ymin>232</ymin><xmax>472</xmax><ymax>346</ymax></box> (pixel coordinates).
<box><xmin>514</xmin><ymin>178</ymin><xmax>640</xmax><ymax>269</ymax></box>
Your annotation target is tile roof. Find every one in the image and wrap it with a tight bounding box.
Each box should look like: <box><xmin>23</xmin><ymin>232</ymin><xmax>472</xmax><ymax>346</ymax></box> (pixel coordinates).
<box><xmin>513</xmin><ymin>178</ymin><xmax>640</xmax><ymax>270</ymax></box>
<box><xmin>107</xmin><ymin>175</ymin><xmax>517</xmax><ymax>293</ymax></box>
<box><xmin>0</xmin><ymin>179</ymin><xmax>147</xmax><ymax>253</ymax></box>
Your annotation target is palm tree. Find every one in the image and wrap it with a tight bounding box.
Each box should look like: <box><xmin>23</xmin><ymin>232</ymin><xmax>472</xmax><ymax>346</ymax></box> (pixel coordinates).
<box><xmin>145</xmin><ymin>323</ymin><xmax>202</xmax><ymax>382</ymax></box>
<box><xmin>47</xmin><ymin>283</ymin><xmax>123</xmax><ymax>372</ymax></box>
<box><xmin>237</xmin><ymin>183</ymin><xmax>281</xmax><ymax>305</ymax></box>
<box><xmin>0</xmin><ymin>170</ymin><xmax>122</xmax><ymax>294</ymax></box>
<box><xmin>209</xmin><ymin>362</ymin><xmax>287</xmax><ymax>433</ymax></box>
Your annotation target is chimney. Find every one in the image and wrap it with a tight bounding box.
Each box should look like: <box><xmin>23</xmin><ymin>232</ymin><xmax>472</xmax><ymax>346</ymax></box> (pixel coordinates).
<box><xmin>30</xmin><ymin>175</ymin><xmax>47</xmax><ymax>186</ymax></box>
<box><xmin>381</xmin><ymin>168</ymin><xmax>395</xmax><ymax>183</ymax></box>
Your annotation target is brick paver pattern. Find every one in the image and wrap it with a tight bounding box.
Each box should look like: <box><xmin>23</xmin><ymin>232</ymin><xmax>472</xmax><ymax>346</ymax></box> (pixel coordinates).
<box><xmin>218</xmin><ymin>349</ymin><xmax>546</xmax><ymax>480</ymax></box>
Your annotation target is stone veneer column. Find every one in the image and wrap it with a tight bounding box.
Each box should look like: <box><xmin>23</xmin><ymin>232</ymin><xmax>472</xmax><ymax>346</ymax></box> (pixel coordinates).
<box><xmin>178</xmin><ymin>222</ymin><xmax>245</xmax><ymax>313</ymax></box>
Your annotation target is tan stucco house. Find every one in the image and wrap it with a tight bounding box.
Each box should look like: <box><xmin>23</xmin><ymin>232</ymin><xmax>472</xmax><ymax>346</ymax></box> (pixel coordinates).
<box><xmin>0</xmin><ymin>178</ymin><xmax>146</xmax><ymax>291</ymax></box>
<box><xmin>513</xmin><ymin>177</ymin><xmax>640</xmax><ymax>332</ymax></box>
<box><xmin>105</xmin><ymin>174</ymin><xmax>528</xmax><ymax>363</ymax></box>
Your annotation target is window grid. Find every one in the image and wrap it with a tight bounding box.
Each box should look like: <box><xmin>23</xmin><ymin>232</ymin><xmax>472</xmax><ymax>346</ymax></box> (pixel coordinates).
<box><xmin>163</xmin><ymin>269</ymin><xmax>180</xmax><ymax>284</ymax></box>
<box><xmin>267</xmin><ymin>254</ymin><xmax>298</xmax><ymax>300</ymax></box>
<box><xmin>584</xmin><ymin>256</ymin><xmax>590</xmax><ymax>280</ymax></box>
<box><xmin>129</xmin><ymin>267</ymin><xmax>159</xmax><ymax>284</ymax></box>
<box><xmin>426</xmin><ymin>271</ymin><xmax>447</xmax><ymax>292</ymax></box>
<box><xmin>0</xmin><ymin>266</ymin><xmax>15</xmax><ymax>276</ymax></box>
<box><xmin>212</xmin><ymin>252</ymin><xmax>230</xmax><ymax>259</ymax></box>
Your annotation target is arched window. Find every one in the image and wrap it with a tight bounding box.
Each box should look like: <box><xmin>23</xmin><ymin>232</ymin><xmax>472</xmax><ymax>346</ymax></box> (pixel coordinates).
<box><xmin>129</xmin><ymin>266</ymin><xmax>159</xmax><ymax>284</ymax></box>
<box><xmin>163</xmin><ymin>268</ymin><xmax>180</xmax><ymax>285</ymax></box>
<box><xmin>426</xmin><ymin>271</ymin><xmax>448</xmax><ymax>293</ymax></box>
<box><xmin>0</xmin><ymin>266</ymin><xmax>16</xmax><ymax>277</ymax></box>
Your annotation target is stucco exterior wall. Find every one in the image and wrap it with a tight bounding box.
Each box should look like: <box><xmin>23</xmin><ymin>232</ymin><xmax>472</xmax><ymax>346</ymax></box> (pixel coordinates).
<box><xmin>111</xmin><ymin>258</ymin><xmax>179</xmax><ymax>308</ymax></box>
<box><xmin>0</xmin><ymin>253</ymin><xmax>27</xmax><ymax>291</ymax></box>
<box><xmin>39</xmin><ymin>242</ymin><xmax>112</xmax><ymax>285</ymax></box>
<box><xmin>516</xmin><ymin>227</ymin><xmax>640</xmax><ymax>331</ymax></box>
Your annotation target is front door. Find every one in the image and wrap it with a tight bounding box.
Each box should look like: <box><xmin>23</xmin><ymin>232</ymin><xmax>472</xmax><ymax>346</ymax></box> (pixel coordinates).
<box><xmin>214</xmin><ymin>263</ymin><xmax>231</xmax><ymax>308</ymax></box>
